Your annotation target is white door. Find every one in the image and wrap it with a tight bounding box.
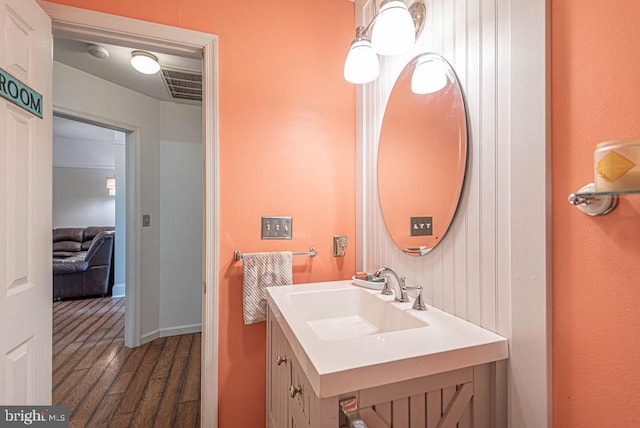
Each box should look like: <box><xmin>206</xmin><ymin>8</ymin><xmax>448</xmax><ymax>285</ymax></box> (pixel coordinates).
<box><xmin>0</xmin><ymin>0</ymin><xmax>52</xmax><ymax>405</ymax></box>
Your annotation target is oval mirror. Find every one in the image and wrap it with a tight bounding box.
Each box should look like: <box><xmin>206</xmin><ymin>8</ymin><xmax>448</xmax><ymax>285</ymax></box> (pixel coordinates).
<box><xmin>377</xmin><ymin>53</ymin><xmax>468</xmax><ymax>256</ymax></box>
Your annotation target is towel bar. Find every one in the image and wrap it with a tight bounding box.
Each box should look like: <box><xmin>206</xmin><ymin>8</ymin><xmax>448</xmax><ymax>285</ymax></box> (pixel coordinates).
<box><xmin>233</xmin><ymin>246</ymin><xmax>317</xmax><ymax>262</ymax></box>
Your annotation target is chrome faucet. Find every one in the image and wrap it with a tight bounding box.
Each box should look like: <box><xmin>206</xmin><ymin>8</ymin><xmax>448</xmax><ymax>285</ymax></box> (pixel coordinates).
<box><xmin>373</xmin><ymin>267</ymin><xmax>409</xmax><ymax>302</ymax></box>
<box><xmin>373</xmin><ymin>267</ymin><xmax>428</xmax><ymax>310</ymax></box>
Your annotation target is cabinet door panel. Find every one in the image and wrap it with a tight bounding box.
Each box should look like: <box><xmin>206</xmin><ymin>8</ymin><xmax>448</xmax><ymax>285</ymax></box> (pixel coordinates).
<box><xmin>289</xmin><ymin>355</ymin><xmax>315</xmax><ymax>424</ymax></box>
<box><xmin>289</xmin><ymin>391</ymin><xmax>310</xmax><ymax>428</ymax></box>
<box><xmin>268</xmin><ymin>311</ymin><xmax>291</xmax><ymax>428</ymax></box>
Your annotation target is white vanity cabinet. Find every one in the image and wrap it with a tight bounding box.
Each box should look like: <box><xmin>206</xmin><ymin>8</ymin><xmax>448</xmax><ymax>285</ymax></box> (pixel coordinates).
<box><xmin>268</xmin><ymin>308</ymin><xmax>317</xmax><ymax>428</ymax></box>
<box><xmin>267</xmin><ymin>306</ymin><xmax>505</xmax><ymax>428</ymax></box>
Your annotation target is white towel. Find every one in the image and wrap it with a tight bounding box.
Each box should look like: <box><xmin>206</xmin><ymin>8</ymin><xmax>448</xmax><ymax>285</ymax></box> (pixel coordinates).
<box><xmin>242</xmin><ymin>251</ymin><xmax>293</xmax><ymax>325</ymax></box>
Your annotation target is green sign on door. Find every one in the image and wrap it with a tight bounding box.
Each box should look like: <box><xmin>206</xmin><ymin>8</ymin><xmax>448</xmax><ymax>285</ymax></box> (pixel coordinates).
<box><xmin>0</xmin><ymin>68</ymin><xmax>43</xmax><ymax>119</ymax></box>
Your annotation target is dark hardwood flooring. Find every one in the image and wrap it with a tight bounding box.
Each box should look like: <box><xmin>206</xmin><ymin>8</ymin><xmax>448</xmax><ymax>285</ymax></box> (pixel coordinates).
<box><xmin>53</xmin><ymin>297</ymin><xmax>201</xmax><ymax>427</ymax></box>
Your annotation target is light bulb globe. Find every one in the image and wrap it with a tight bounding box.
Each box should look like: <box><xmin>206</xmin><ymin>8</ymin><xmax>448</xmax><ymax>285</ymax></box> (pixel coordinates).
<box><xmin>344</xmin><ymin>40</ymin><xmax>380</xmax><ymax>84</ymax></box>
<box><xmin>130</xmin><ymin>51</ymin><xmax>160</xmax><ymax>75</ymax></box>
<box><xmin>371</xmin><ymin>1</ymin><xmax>415</xmax><ymax>56</ymax></box>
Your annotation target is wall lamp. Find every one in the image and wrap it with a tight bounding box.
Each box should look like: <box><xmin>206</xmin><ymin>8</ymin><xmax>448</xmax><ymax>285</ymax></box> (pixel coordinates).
<box><xmin>106</xmin><ymin>176</ymin><xmax>116</xmax><ymax>196</ymax></box>
<box><xmin>343</xmin><ymin>0</ymin><xmax>426</xmax><ymax>84</ymax></box>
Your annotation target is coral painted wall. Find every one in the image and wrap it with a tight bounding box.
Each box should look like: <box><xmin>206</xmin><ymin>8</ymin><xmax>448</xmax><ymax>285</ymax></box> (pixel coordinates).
<box><xmin>45</xmin><ymin>1</ymin><xmax>355</xmax><ymax>427</ymax></box>
<box><xmin>553</xmin><ymin>0</ymin><xmax>640</xmax><ymax>425</ymax></box>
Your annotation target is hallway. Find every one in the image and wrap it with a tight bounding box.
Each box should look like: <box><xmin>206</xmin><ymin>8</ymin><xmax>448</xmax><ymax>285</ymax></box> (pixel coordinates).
<box><xmin>53</xmin><ymin>297</ymin><xmax>201</xmax><ymax>427</ymax></box>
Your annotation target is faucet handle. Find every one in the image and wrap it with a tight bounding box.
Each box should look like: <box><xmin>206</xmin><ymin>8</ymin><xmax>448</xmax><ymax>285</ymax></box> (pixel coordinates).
<box><xmin>379</xmin><ymin>277</ymin><xmax>394</xmax><ymax>296</ymax></box>
<box><xmin>404</xmin><ymin>285</ymin><xmax>427</xmax><ymax>311</ymax></box>
<box><xmin>391</xmin><ymin>276</ymin><xmax>408</xmax><ymax>299</ymax></box>
<box><xmin>396</xmin><ymin>283</ymin><xmax>410</xmax><ymax>303</ymax></box>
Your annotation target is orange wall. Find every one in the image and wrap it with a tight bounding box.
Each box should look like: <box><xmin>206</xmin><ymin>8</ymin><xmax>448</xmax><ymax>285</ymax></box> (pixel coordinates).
<box><xmin>45</xmin><ymin>1</ymin><xmax>355</xmax><ymax>427</ymax></box>
<box><xmin>553</xmin><ymin>0</ymin><xmax>640</xmax><ymax>425</ymax></box>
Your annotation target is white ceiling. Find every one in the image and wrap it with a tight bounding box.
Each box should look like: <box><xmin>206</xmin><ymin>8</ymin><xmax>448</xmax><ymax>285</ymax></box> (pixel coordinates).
<box><xmin>53</xmin><ymin>116</ymin><xmax>125</xmax><ymax>169</ymax></box>
<box><xmin>53</xmin><ymin>37</ymin><xmax>202</xmax><ymax>104</ymax></box>
<box><xmin>53</xmin><ymin>115</ymin><xmax>125</xmax><ymax>142</ymax></box>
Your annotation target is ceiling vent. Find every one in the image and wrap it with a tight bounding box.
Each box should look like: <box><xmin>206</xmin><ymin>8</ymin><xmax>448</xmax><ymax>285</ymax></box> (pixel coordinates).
<box><xmin>160</xmin><ymin>67</ymin><xmax>202</xmax><ymax>102</ymax></box>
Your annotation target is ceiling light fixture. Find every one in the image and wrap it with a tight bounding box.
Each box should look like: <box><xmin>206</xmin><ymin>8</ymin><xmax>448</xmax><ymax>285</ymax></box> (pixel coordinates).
<box><xmin>130</xmin><ymin>50</ymin><xmax>160</xmax><ymax>75</ymax></box>
<box><xmin>343</xmin><ymin>0</ymin><xmax>425</xmax><ymax>85</ymax></box>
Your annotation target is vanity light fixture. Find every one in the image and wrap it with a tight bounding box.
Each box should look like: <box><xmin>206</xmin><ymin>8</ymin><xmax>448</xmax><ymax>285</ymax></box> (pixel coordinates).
<box><xmin>371</xmin><ymin>0</ymin><xmax>416</xmax><ymax>56</ymax></box>
<box><xmin>130</xmin><ymin>50</ymin><xmax>160</xmax><ymax>75</ymax></box>
<box><xmin>344</xmin><ymin>27</ymin><xmax>380</xmax><ymax>84</ymax></box>
<box><xmin>411</xmin><ymin>57</ymin><xmax>448</xmax><ymax>94</ymax></box>
<box><xmin>343</xmin><ymin>0</ymin><xmax>425</xmax><ymax>84</ymax></box>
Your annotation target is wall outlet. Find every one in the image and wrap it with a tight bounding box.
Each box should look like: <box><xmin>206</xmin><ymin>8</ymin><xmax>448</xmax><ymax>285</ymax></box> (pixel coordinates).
<box><xmin>333</xmin><ymin>235</ymin><xmax>347</xmax><ymax>257</ymax></box>
<box><xmin>410</xmin><ymin>216</ymin><xmax>432</xmax><ymax>236</ymax></box>
<box><xmin>261</xmin><ymin>216</ymin><xmax>292</xmax><ymax>239</ymax></box>
<box><xmin>142</xmin><ymin>214</ymin><xmax>151</xmax><ymax>227</ymax></box>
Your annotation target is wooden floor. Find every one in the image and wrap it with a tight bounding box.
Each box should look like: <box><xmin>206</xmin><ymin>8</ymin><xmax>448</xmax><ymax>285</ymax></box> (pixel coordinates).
<box><xmin>53</xmin><ymin>297</ymin><xmax>201</xmax><ymax>427</ymax></box>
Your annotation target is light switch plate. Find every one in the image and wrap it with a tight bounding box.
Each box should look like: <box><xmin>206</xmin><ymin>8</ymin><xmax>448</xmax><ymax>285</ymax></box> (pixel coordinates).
<box><xmin>410</xmin><ymin>216</ymin><xmax>432</xmax><ymax>236</ymax></box>
<box><xmin>261</xmin><ymin>216</ymin><xmax>292</xmax><ymax>239</ymax></box>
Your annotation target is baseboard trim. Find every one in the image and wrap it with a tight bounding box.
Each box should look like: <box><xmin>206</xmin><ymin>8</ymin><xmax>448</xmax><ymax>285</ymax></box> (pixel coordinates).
<box><xmin>111</xmin><ymin>283</ymin><xmax>125</xmax><ymax>298</ymax></box>
<box><xmin>140</xmin><ymin>323</ymin><xmax>202</xmax><ymax>345</ymax></box>
<box><xmin>160</xmin><ymin>324</ymin><xmax>202</xmax><ymax>337</ymax></box>
<box><xmin>140</xmin><ymin>329</ymin><xmax>160</xmax><ymax>345</ymax></box>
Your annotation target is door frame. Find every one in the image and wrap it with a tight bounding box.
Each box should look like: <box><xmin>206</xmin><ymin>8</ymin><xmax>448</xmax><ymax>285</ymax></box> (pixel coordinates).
<box><xmin>52</xmin><ymin>109</ymin><xmax>140</xmax><ymax>346</ymax></box>
<box><xmin>38</xmin><ymin>2</ymin><xmax>219</xmax><ymax>426</ymax></box>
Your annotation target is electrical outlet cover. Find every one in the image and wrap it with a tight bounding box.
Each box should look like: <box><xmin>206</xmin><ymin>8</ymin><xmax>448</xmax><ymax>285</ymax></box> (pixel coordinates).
<box><xmin>333</xmin><ymin>235</ymin><xmax>347</xmax><ymax>257</ymax></box>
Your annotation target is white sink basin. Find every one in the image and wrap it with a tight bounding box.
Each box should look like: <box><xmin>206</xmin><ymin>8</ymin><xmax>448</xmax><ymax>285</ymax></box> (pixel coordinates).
<box><xmin>288</xmin><ymin>287</ymin><xmax>427</xmax><ymax>341</ymax></box>
<box><xmin>267</xmin><ymin>280</ymin><xmax>508</xmax><ymax>398</ymax></box>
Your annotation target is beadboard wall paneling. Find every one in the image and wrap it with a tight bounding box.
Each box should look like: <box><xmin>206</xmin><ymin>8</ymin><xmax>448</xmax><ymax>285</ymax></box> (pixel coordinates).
<box><xmin>354</xmin><ymin>0</ymin><xmax>550</xmax><ymax>426</ymax></box>
<box><xmin>357</xmin><ymin>0</ymin><xmax>509</xmax><ymax>335</ymax></box>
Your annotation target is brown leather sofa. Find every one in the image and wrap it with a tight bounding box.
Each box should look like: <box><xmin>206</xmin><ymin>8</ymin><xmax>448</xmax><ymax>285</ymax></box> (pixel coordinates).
<box><xmin>52</xmin><ymin>227</ymin><xmax>115</xmax><ymax>300</ymax></box>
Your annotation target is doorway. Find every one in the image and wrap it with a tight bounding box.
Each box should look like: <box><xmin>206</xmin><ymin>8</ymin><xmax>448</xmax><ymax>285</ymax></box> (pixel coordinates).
<box><xmin>40</xmin><ymin>2</ymin><xmax>219</xmax><ymax>426</ymax></box>
<box><xmin>52</xmin><ymin>115</ymin><xmax>126</xmax><ymax>299</ymax></box>
<box><xmin>51</xmin><ymin>45</ymin><xmax>204</xmax><ymax>422</ymax></box>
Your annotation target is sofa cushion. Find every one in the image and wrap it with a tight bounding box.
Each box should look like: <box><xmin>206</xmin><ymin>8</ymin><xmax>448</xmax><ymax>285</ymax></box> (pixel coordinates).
<box><xmin>53</xmin><ymin>241</ymin><xmax>82</xmax><ymax>253</ymax></box>
<box><xmin>53</xmin><ymin>251</ymin><xmax>79</xmax><ymax>258</ymax></box>
<box><xmin>82</xmin><ymin>226</ymin><xmax>114</xmax><ymax>250</ymax></box>
<box><xmin>53</xmin><ymin>228</ymin><xmax>84</xmax><ymax>243</ymax></box>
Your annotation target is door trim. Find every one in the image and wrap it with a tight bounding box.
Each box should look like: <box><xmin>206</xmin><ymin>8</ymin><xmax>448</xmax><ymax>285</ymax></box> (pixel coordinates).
<box><xmin>38</xmin><ymin>2</ymin><xmax>219</xmax><ymax>426</ymax></box>
<box><xmin>52</xmin><ymin>107</ymin><xmax>142</xmax><ymax>347</ymax></box>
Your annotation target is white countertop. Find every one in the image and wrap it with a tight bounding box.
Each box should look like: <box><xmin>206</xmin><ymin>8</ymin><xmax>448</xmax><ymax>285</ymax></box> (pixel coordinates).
<box><xmin>266</xmin><ymin>280</ymin><xmax>508</xmax><ymax>398</ymax></box>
